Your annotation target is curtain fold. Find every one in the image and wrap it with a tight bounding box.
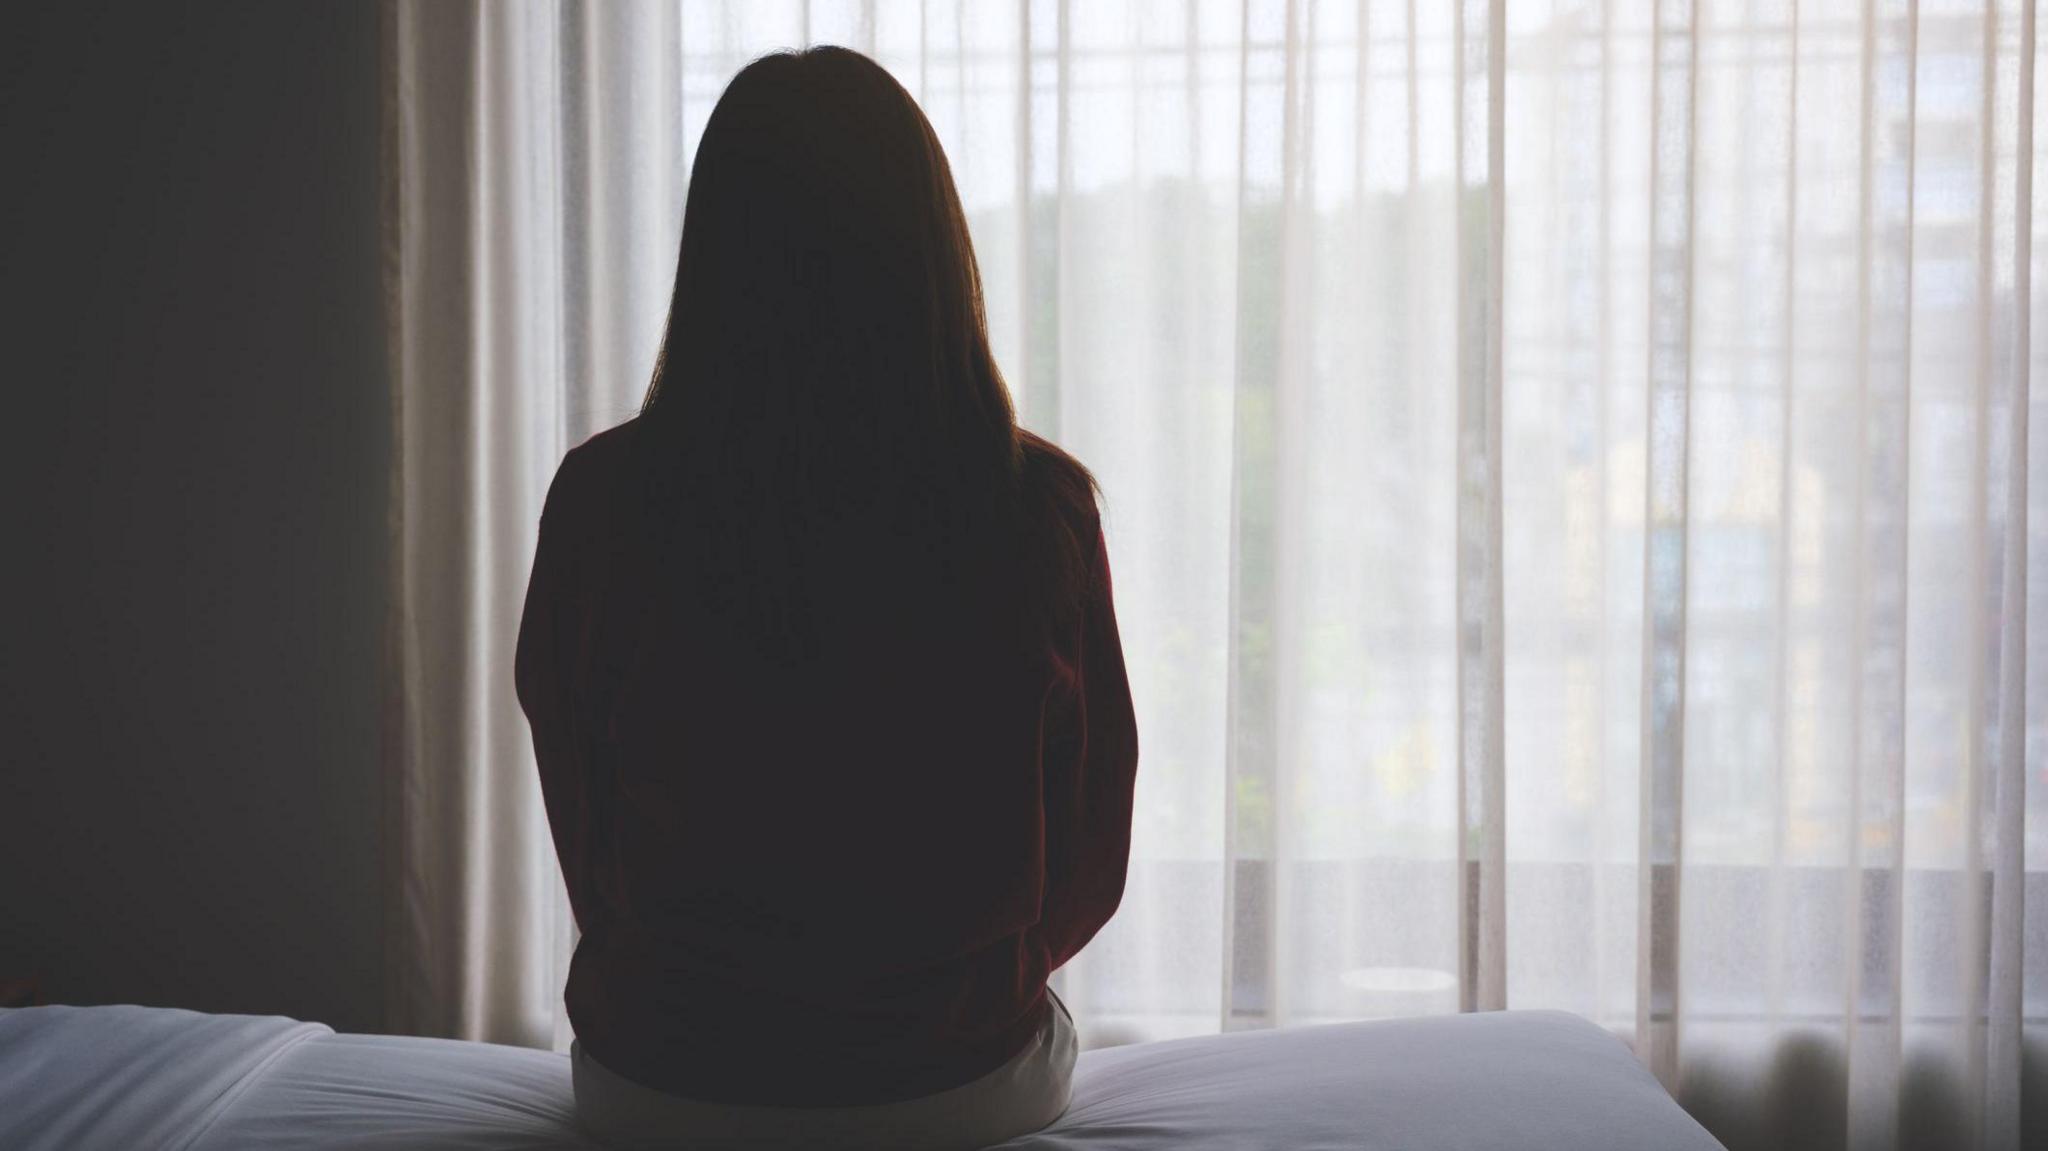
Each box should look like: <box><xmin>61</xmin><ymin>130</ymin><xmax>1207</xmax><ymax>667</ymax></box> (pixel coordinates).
<box><xmin>386</xmin><ymin>2</ymin><xmax>2048</xmax><ymax>1147</ymax></box>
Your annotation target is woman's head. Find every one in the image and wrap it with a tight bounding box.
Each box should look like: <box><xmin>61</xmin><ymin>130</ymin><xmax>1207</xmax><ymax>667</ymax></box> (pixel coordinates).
<box><xmin>643</xmin><ymin>46</ymin><xmax>1011</xmax><ymax>497</ymax></box>
<box><xmin>635</xmin><ymin>47</ymin><xmax>1092</xmax><ymax>658</ymax></box>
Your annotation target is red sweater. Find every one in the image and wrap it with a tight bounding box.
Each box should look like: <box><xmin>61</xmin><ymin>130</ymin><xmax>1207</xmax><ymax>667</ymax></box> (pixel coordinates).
<box><xmin>515</xmin><ymin>420</ymin><xmax>1138</xmax><ymax>1107</ymax></box>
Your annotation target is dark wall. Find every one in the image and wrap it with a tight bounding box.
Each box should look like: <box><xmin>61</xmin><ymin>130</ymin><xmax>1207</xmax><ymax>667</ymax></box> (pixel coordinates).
<box><xmin>0</xmin><ymin>3</ymin><xmax>388</xmax><ymax>1032</ymax></box>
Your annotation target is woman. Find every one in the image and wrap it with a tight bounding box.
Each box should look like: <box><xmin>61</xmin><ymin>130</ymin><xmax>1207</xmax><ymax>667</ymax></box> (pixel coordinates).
<box><xmin>515</xmin><ymin>46</ymin><xmax>1139</xmax><ymax>1150</ymax></box>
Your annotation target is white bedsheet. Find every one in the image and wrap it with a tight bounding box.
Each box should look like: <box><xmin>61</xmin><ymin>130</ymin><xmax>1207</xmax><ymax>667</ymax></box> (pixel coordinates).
<box><xmin>0</xmin><ymin>1005</ymin><xmax>1725</xmax><ymax>1150</ymax></box>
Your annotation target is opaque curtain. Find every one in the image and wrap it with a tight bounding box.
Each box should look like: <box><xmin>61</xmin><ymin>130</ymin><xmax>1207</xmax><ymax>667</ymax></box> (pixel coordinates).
<box><xmin>384</xmin><ymin>3</ymin><xmax>2048</xmax><ymax>1149</ymax></box>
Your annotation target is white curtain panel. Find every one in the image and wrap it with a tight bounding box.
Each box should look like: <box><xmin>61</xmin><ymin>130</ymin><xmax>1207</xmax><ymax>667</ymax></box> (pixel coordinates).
<box><xmin>385</xmin><ymin>2</ymin><xmax>2048</xmax><ymax>1148</ymax></box>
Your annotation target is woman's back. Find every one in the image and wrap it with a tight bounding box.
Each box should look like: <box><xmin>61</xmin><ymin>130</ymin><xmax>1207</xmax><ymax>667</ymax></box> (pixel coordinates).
<box><xmin>517</xmin><ymin>419</ymin><xmax>1136</xmax><ymax>1108</ymax></box>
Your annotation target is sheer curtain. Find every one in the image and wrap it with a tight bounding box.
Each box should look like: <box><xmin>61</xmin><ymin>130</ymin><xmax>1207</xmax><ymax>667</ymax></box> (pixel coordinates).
<box><xmin>385</xmin><ymin>2</ymin><xmax>2048</xmax><ymax>1148</ymax></box>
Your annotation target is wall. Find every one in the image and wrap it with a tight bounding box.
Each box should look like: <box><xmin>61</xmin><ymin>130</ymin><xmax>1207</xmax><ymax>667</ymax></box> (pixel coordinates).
<box><xmin>0</xmin><ymin>2</ymin><xmax>388</xmax><ymax>1032</ymax></box>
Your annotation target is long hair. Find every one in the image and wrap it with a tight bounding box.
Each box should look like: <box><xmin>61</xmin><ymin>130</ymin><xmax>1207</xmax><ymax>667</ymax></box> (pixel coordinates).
<box><xmin>635</xmin><ymin>46</ymin><xmax>1094</xmax><ymax>661</ymax></box>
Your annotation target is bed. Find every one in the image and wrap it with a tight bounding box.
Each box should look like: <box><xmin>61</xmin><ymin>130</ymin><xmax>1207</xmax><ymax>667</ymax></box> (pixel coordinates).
<box><xmin>0</xmin><ymin>1004</ymin><xmax>1725</xmax><ymax>1150</ymax></box>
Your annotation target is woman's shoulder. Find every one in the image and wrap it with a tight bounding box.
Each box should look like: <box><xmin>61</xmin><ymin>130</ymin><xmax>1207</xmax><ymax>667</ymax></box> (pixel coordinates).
<box><xmin>564</xmin><ymin>415</ymin><xmax>642</xmax><ymax>473</ymax></box>
<box><xmin>541</xmin><ymin>416</ymin><xmax>643</xmax><ymax>527</ymax></box>
<box><xmin>1017</xmin><ymin>428</ymin><xmax>1100</xmax><ymax>530</ymax></box>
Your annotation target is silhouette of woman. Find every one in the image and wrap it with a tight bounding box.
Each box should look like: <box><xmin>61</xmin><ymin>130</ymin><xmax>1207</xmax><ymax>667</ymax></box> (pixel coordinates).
<box><xmin>516</xmin><ymin>46</ymin><xmax>1138</xmax><ymax>1149</ymax></box>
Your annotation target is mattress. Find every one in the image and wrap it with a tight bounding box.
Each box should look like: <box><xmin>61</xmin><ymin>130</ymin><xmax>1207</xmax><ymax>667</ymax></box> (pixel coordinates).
<box><xmin>0</xmin><ymin>1004</ymin><xmax>1726</xmax><ymax>1150</ymax></box>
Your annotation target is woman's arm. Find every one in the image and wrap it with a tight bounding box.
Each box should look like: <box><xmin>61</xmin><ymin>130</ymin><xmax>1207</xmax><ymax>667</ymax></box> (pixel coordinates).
<box><xmin>1039</xmin><ymin>522</ymin><xmax>1140</xmax><ymax>971</ymax></box>
<box><xmin>515</xmin><ymin>447</ymin><xmax>601</xmax><ymax>931</ymax></box>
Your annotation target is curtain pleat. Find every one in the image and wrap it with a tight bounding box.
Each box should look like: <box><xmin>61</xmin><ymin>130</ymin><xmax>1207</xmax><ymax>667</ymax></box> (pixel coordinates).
<box><xmin>1454</xmin><ymin>0</ymin><xmax>1509</xmax><ymax>1017</ymax></box>
<box><xmin>1990</xmin><ymin>3</ymin><xmax>2036</xmax><ymax>1141</ymax></box>
<box><xmin>386</xmin><ymin>0</ymin><xmax>573</xmax><ymax>1050</ymax></box>
<box><xmin>1640</xmin><ymin>0</ymin><xmax>1699</xmax><ymax>1092</ymax></box>
<box><xmin>387</xmin><ymin>2</ymin><xmax>2048</xmax><ymax>1145</ymax></box>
